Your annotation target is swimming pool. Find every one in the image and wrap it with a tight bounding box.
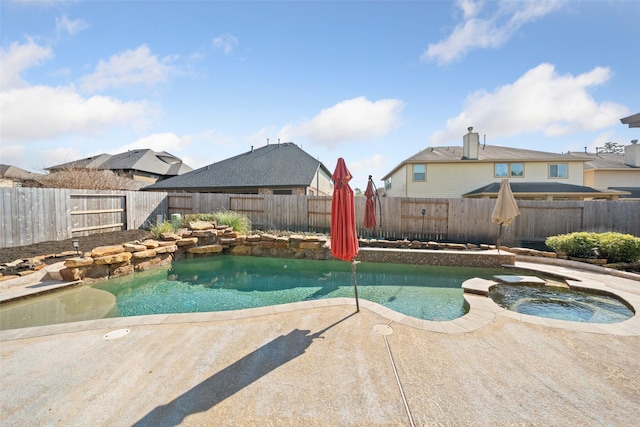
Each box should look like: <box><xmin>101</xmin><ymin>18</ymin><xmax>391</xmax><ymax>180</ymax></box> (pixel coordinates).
<box><xmin>0</xmin><ymin>256</ymin><xmax>518</xmax><ymax>330</ymax></box>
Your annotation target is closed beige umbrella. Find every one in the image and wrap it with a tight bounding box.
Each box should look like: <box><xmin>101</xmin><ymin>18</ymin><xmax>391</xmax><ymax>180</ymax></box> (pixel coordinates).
<box><xmin>492</xmin><ymin>179</ymin><xmax>520</xmax><ymax>249</ymax></box>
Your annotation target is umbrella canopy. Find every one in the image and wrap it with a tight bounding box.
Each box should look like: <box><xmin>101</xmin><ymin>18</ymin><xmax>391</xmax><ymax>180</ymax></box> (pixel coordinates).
<box><xmin>364</xmin><ymin>179</ymin><xmax>377</xmax><ymax>229</ymax></box>
<box><xmin>330</xmin><ymin>158</ymin><xmax>359</xmax><ymax>261</ymax></box>
<box><xmin>492</xmin><ymin>179</ymin><xmax>521</xmax><ymax>226</ymax></box>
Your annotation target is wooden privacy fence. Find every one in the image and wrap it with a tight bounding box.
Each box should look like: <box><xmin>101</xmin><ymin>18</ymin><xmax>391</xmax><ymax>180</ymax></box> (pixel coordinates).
<box><xmin>1</xmin><ymin>187</ymin><xmax>639</xmax><ymax>248</ymax></box>
<box><xmin>1</xmin><ymin>188</ymin><xmax>167</xmax><ymax>247</ymax></box>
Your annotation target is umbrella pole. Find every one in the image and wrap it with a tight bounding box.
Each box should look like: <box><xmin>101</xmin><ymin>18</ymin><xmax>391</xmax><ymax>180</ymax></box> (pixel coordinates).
<box><xmin>352</xmin><ymin>260</ymin><xmax>360</xmax><ymax>312</ymax></box>
<box><xmin>497</xmin><ymin>224</ymin><xmax>503</xmax><ymax>253</ymax></box>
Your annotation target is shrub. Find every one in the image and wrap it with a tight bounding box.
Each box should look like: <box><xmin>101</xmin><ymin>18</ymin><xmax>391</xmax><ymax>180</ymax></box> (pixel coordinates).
<box><xmin>597</xmin><ymin>232</ymin><xmax>640</xmax><ymax>263</ymax></box>
<box><xmin>149</xmin><ymin>220</ymin><xmax>176</xmax><ymax>238</ymax></box>
<box><xmin>181</xmin><ymin>210</ymin><xmax>252</xmax><ymax>234</ymax></box>
<box><xmin>210</xmin><ymin>210</ymin><xmax>251</xmax><ymax>234</ymax></box>
<box><xmin>546</xmin><ymin>232</ymin><xmax>640</xmax><ymax>263</ymax></box>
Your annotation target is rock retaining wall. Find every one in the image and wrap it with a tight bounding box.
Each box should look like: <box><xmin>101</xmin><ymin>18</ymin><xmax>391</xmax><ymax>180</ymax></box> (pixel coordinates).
<box><xmin>1</xmin><ymin>221</ymin><xmax>560</xmax><ymax>283</ymax></box>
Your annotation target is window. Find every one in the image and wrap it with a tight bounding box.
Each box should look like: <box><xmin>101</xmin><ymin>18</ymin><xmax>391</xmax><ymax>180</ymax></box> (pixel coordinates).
<box><xmin>549</xmin><ymin>163</ymin><xmax>568</xmax><ymax>178</ymax></box>
<box><xmin>495</xmin><ymin>163</ymin><xmax>524</xmax><ymax>177</ymax></box>
<box><xmin>385</xmin><ymin>178</ymin><xmax>392</xmax><ymax>190</ymax></box>
<box><xmin>413</xmin><ymin>164</ymin><xmax>426</xmax><ymax>181</ymax></box>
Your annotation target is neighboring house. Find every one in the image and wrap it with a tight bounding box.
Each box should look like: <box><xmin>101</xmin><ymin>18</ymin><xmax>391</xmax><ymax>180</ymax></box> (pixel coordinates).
<box><xmin>568</xmin><ymin>140</ymin><xmax>640</xmax><ymax>200</ymax></box>
<box><xmin>621</xmin><ymin>113</ymin><xmax>640</xmax><ymax>128</ymax></box>
<box><xmin>46</xmin><ymin>149</ymin><xmax>193</xmax><ymax>184</ymax></box>
<box><xmin>381</xmin><ymin>128</ymin><xmax>629</xmax><ymax>200</ymax></box>
<box><xmin>144</xmin><ymin>142</ymin><xmax>333</xmax><ymax>196</ymax></box>
<box><xmin>0</xmin><ymin>164</ymin><xmax>42</xmax><ymax>187</ymax></box>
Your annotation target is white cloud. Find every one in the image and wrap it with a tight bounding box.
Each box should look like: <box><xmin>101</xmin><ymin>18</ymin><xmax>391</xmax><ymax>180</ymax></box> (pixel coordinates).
<box><xmin>430</xmin><ymin>63</ymin><xmax>629</xmax><ymax>144</ymax></box>
<box><xmin>112</xmin><ymin>132</ymin><xmax>186</xmax><ymax>154</ymax></box>
<box><xmin>212</xmin><ymin>33</ymin><xmax>239</xmax><ymax>55</ymax></box>
<box><xmin>55</xmin><ymin>14</ymin><xmax>89</xmax><ymax>37</ymax></box>
<box><xmin>423</xmin><ymin>0</ymin><xmax>561</xmax><ymax>64</ymax></box>
<box><xmin>282</xmin><ymin>97</ymin><xmax>404</xmax><ymax>148</ymax></box>
<box><xmin>349</xmin><ymin>153</ymin><xmax>387</xmax><ymax>187</ymax></box>
<box><xmin>1</xmin><ymin>85</ymin><xmax>153</xmax><ymax>142</ymax></box>
<box><xmin>0</xmin><ymin>144</ymin><xmax>26</xmax><ymax>166</ymax></box>
<box><xmin>79</xmin><ymin>44</ymin><xmax>176</xmax><ymax>92</ymax></box>
<box><xmin>0</xmin><ymin>39</ymin><xmax>53</xmax><ymax>89</ymax></box>
<box><xmin>41</xmin><ymin>147</ymin><xmax>83</xmax><ymax>168</ymax></box>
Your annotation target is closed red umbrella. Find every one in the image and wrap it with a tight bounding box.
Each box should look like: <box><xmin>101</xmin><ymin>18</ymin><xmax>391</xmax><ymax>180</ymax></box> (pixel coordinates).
<box><xmin>364</xmin><ymin>177</ymin><xmax>377</xmax><ymax>229</ymax></box>
<box><xmin>330</xmin><ymin>158</ymin><xmax>360</xmax><ymax>311</ymax></box>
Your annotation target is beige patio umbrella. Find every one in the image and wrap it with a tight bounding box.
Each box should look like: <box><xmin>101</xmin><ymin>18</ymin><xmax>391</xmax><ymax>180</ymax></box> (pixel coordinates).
<box><xmin>491</xmin><ymin>179</ymin><xmax>520</xmax><ymax>250</ymax></box>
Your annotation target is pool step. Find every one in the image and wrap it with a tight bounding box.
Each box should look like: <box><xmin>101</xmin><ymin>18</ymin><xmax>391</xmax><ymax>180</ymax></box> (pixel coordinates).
<box><xmin>493</xmin><ymin>275</ymin><xmax>546</xmax><ymax>285</ymax></box>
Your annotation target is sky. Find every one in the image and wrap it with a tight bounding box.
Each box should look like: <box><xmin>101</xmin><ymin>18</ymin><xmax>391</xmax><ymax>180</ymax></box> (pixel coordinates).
<box><xmin>1</xmin><ymin>0</ymin><xmax>639</xmax><ymax>191</ymax></box>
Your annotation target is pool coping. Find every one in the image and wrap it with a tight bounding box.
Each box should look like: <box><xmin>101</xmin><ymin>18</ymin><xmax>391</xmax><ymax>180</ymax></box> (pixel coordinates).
<box><xmin>1</xmin><ymin>255</ymin><xmax>639</xmax><ymax>341</ymax></box>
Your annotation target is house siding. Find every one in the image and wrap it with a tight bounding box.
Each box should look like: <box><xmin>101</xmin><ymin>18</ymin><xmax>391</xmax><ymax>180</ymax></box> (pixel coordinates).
<box><xmin>392</xmin><ymin>161</ymin><xmax>585</xmax><ymax>198</ymax></box>
<box><xmin>585</xmin><ymin>169</ymin><xmax>640</xmax><ymax>189</ymax></box>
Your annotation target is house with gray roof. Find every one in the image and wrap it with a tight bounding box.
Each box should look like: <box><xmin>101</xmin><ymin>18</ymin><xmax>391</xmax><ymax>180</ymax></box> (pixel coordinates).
<box><xmin>382</xmin><ymin>128</ymin><xmax>630</xmax><ymax>200</ymax></box>
<box><xmin>566</xmin><ymin>141</ymin><xmax>640</xmax><ymax>200</ymax></box>
<box><xmin>46</xmin><ymin>149</ymin><xmax>193</xmax><ymax>184</ymax></box>
<box><xmin>144</xmin><ymin>142</ymin><xmax>333</xmax><ymax>196</ymax></box>
<box><xmin>0</xmin><ymin>164</ymin><xmax>43</xmax><ymax>187</ymax></box>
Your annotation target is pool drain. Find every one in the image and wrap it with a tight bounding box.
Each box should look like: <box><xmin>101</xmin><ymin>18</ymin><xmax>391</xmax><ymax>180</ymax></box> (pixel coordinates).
<box><xmin>373</xmin><ymin>324</ymin><xmax>393</xmax><ymax>335</ymax></box>
<box><xmin>103</xmin><ymin>329</ymin><xmax>130</xmax><ymax>340</ymax></box>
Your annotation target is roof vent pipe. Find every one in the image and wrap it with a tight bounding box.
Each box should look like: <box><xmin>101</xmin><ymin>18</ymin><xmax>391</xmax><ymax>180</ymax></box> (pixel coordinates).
<box><xmin>585</xmin><ymin>146</ymin><xmax>587</xmax><ymax>153</ymax></box>
<box><xmin>251</xmin><ymin>145</ymin><xmax>254</xmax><ymax>152</ymax></box>
<box><xmin>267</xmin><ymin>138</ymin><xmax>269</xmax><ymax>145</ymax></box>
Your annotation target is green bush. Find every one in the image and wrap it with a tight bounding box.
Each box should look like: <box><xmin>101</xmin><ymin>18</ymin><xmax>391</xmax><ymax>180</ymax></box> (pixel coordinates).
<box><xmin>211</xmin><ymin>210</ymin><xmax>251</xmax><ymax>234</ymax></box>
<box><xmin>149</xmin><ymin>220</ymin><xmax>176</xmax><ymax>238</ymax></box>
<box><xmin>597</xmin><ymin>232</ymin><xmax>640</xmax><ymax>263</ymax></box>
<box><xmin>182</xmin><ymin>210</ymin><xmax>252</xmax><ymax>234</ymax></box>
<box><xmin>546</xmin><ymin>232</ymin><xmax>640</xmax><ymax>263</ymax></box>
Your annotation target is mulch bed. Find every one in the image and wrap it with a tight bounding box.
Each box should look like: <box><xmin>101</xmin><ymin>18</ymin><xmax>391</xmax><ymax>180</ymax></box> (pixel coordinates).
<box><xmin>0</xmin><ymin>230</ymin><xmax>152</xmax><ymax>265</ymax></box>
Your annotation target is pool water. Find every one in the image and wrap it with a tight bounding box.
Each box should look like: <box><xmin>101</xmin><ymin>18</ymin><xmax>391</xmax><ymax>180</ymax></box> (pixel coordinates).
<box><xmin>1</xmin><ymin>257</ymin><xmax>517</xmax><ymax>330</ymax></box>
<box><xmin>489</xmin><ymin>284</ymin><xmax>634</xmax><ymax>323</ymax></box>
<box><xmin>94</xmin><ymin>256</ymin><xmax>501</xmax><ymax>321</ymax></box>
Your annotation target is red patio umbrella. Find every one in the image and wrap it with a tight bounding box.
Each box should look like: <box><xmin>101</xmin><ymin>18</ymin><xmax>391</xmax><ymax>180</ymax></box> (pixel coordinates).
<box><xmin>330</xmin><ymin>158</ymin><xmax>360</xmax><ymax>311</ymax></box>
<box><xmin>364</xmin><ymin>177</ymin><xmax>377</xmax><ymax>229</ymax></box>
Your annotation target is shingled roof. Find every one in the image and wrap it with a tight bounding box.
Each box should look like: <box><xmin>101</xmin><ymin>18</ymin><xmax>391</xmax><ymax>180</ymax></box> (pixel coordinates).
<box><xmin>144</xmin><ymin>142</ymin><xmax>331</xmax><ymax>192</ymax></box>
<box><xmin>382</xmin><ymin>145</ymin><xmax>586</xmax><ymax>180</ymax></box>
<box><xmin>46</xmin><ymin>149</ymin><xmax>192</xmax><ymax>178</ymax></box>
<box><xmin>463</xmin><ymin>182</ymin><xmax>630</xmax><ymax>199</ymax></box>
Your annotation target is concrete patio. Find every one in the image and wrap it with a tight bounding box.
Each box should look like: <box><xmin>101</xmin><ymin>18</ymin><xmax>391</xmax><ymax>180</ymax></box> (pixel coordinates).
<box><xmin>1</xmin><ymin>259</ymin><xmax>639</xmax><ymax>426</ymax></box>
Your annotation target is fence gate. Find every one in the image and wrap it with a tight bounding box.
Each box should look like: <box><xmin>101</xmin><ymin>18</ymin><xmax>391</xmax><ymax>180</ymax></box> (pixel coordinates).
<box><xmin>400</xmin><ymin>200</ymin><xmax>449</xmax><ymax>240</ymax></box>
<box><xmin>70</xmin><ymin>193</ymin><xmax>126</xmax><ymax>236</ymax></box>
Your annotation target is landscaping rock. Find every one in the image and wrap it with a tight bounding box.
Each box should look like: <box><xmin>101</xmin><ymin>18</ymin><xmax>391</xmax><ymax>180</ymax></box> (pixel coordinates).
<box><xmin>142</xmin><ymin>239</ymin><xmax>160</xmax><ymax>249</ymax></box>
<box><xmin>123</xmin><ymin>243</ymin><xmax>148</xmax><ymax>252</ymax></box>
<box><xmin>91</xmin><ymin>245</ymin><xmax>125</xmax><ymax>258</ymax></box>
<box><xmin>187</xmin><ymin>245</ymin><xmax>223</xmax><ymax>254</ymax></box>
<box><xmin>64</xmin><ymin>257</ymin><xmax>94</xmax><ymax>268</ymax></box>
<box><xmin>131</xmin><ymin>249</ymin><xmax>158</xmax><ymax>259</ymax></box>
<box><xmin>93</xmin><ymin>252</ymin><xmax>132</xmax><ymax>265</ymax></box>
<box><xmin>188</xmin><ymin>220</ymin><xmax>216</xmax><ymax>230</ymax></box>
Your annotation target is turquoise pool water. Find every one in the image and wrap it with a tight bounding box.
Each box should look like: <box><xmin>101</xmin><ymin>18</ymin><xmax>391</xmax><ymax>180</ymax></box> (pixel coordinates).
<box><xmin>5</xmin><ymin>256</ymin><xmax>510</xmax><ymax>330</ymax></box>
<box><xmin>93</xmin><ymin>256</ymin><xmax>508</xmax><ymax>321</ymax></box>
<box><xmin>489</xmin><ymin>283</ymin><xmax>634</xmax><ymax>323</ymax></box>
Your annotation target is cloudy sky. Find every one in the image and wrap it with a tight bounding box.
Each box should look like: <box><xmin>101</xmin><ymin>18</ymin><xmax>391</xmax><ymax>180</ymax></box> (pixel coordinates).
<box><xmin>1</xmin><ymin>0</ymin><xmax>638</xmax><ymax>190</ymax></box>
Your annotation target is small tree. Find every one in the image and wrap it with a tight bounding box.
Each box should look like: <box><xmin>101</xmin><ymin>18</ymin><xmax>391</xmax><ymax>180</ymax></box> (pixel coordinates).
<box><xmin>600</xmin><ymin>141</ymin><xmax>623</xmax><ymax>154</ymax></box>
<box><xmin>35</xmin><ymin>167</ymin><xmax>142</xmax><ymax>190</ymax></box>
